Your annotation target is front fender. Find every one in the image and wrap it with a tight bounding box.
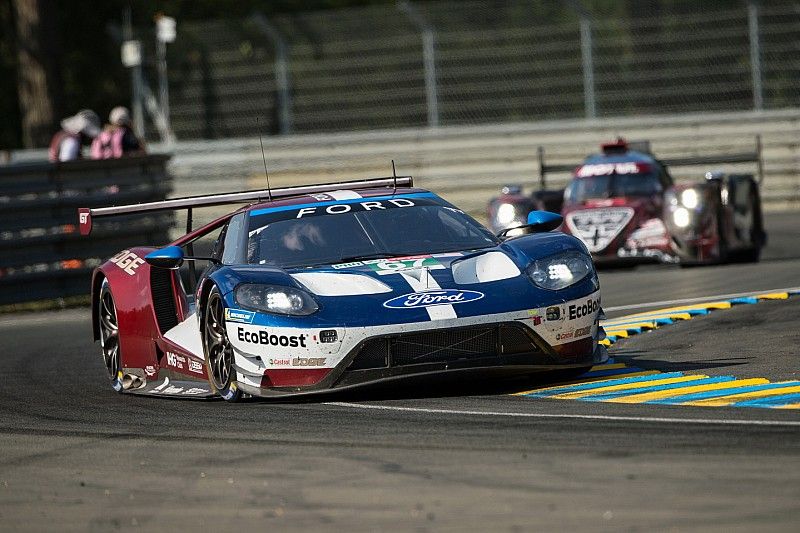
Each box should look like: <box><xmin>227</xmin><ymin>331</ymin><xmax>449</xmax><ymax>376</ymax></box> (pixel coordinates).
<box><xmin>91</xmin><ymin>247</ymin><xmax>159</xmax><ymax>370</ymax></box>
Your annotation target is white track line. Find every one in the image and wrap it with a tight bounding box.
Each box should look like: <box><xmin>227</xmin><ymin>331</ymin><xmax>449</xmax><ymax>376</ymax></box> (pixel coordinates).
<box><xmin>604</xmin><ymin>286</ymin><xmax>800</xmax><ymax>313</ymax></box>
<box><xmin>326</xmin><ymin>402</ymin><xmax>800</xmax><ymax>427</ymax></box>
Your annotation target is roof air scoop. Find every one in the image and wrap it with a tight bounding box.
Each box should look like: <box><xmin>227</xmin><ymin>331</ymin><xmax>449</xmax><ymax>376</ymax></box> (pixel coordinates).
<box><xmin>601</xmin><ymin>137</ymin><xmax>629</xmax><ymax>155</ymax></box>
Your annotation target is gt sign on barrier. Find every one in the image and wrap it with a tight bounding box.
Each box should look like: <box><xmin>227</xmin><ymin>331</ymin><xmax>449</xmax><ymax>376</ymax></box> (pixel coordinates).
<box><xmin>0</xmin><ymin>155</ymin><xmax>174</xmax><ymax>305</ymax></box>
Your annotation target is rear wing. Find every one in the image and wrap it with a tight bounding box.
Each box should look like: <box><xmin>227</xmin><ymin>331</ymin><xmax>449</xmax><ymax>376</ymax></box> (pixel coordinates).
<box><xmin>78</xmin><ymin>175</ymin><xmax>413</xmax><ymax>236</ymax></box>
<box><xmin>537</xmin><ymin>135</ymin><xmax>763</xmax><ymax>189</ymax></box>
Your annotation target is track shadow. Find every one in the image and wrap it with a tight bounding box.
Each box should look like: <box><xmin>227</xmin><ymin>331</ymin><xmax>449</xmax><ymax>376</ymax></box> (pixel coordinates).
<box><xmin>612</xmin><ymin>348</ymin><xmax>752</xmax><ymax>373</ymax></box>
<box><xmin>241</xmin><ymin>371</ymin><xmax>575</xmax><ymax>405</ymax></box>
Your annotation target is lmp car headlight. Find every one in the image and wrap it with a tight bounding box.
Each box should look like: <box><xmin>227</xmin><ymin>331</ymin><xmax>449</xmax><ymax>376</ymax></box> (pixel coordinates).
<box><xmin>673</xmin><ymin>207</ymin><xmax>691</xmax><ymax>228</ymax></box>
<box><xmin>527</xmin><ymin>251</ymin><xmax>594</xmax><ymax>291</ymax></box>
<box><xmin>496</xmin><ymin>203</ymin><xmax>517</xmax><ymax>225</ymax></box>
<box><xmin>234</xmin><ymin>284</ymin><xmax>319</xmax><ymax>316</ymax></box>
<box><xmin>680</xmin><ymin>189</ymin><xmax>699</xmax><ymax>209</ymax></box>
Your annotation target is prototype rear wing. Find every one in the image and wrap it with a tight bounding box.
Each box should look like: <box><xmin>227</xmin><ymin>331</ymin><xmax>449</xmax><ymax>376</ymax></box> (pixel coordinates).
<box><xmin>78</xmin><ymin>175</ymin><xmax>413</xmax><ymax>236</ymax></box>
<box><xmin>537</xmin><ymin>135</ymin><xmax>763</xmax><ymax>189</ymax></box>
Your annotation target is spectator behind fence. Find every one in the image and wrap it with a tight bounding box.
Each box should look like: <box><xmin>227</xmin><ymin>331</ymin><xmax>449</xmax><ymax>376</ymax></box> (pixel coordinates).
<box><xmin>48</xmin><ymin>109</ymin><xmax>101</xmax><ymax>162</ymax></box>
<box><xmin>91</xmin><ymin>106</ymin><xmax>145</xmax><ymax>159</ymax></box>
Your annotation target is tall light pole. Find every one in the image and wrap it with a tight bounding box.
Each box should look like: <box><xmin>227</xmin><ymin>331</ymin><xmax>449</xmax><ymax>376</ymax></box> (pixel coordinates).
<box><xmin>155</xmin><ymin>14</ymin><xmax>176</xmax><ymax>144</ymax></box>
<box><xmin>121</xmin><ymin>7</ymin><xmax>144</xmax><ymax>139</ymax></box>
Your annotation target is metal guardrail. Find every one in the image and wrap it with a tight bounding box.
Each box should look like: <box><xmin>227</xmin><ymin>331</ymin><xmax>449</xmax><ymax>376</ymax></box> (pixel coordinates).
<box><xmin>0</xmin><ymin>155</ymin><xmax>174</xmax><ymax>305</ymax></box>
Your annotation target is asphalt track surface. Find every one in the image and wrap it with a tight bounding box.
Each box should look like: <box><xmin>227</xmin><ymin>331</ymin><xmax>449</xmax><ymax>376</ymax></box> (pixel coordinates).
<box><xmin>1</xmin><ymin>212</ymin><xmax>798</xmax><ymax>531</ymax></box>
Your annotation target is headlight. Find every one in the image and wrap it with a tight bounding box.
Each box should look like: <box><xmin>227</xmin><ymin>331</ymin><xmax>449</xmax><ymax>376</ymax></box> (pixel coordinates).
<box><xmin>680</xmin><ymin>189</ymin><xmax>699</xmax><ymax>209</ymax></box>
<box><xmin>234</xmin><ymin>284</ymin><xmax>319</xmax><ymax>316</ymax></box>
<box><xmin>496</xmin><ymin>203</ymin><xmax>517</xmax><ymax>225</ymax></box>
<box><xmin>673</xmin><ymin>207</ymin><xmax>691</xmax><ymax>228</ymax></box>
<box><xmin>527</xmin><ymin>251</ymin><xmax>594</xmax><ymax>291</ymax></box>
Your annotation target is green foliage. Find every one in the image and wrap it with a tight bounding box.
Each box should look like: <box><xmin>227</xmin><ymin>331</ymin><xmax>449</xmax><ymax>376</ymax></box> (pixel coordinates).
<box><xmin>0</xmin><ymin>0</ymin><xmax>20</xmax><ymax>150</ymax></box>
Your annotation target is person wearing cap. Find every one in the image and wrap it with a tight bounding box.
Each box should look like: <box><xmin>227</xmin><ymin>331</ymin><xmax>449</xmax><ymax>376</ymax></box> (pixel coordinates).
<box><xmin>48</xmin><ymin>109</ymin><xmax>101</xmax><ymax>162</ymax></box>
<box><xmin>91</xmin><ymin>106</ymin><xmax>145</xmax><ymax>159</ymax></box>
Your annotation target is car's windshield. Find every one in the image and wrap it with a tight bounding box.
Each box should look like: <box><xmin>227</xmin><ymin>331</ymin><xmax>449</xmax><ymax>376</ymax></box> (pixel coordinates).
<box><xmin>246</xmin><ymin>194</ymin><xmax>498</xmax><ymax>268</ymax></box>
<box><xmin>565</xmin><ymin>172</ymin><xmax>663</xmax><ymax>204</ymax></box>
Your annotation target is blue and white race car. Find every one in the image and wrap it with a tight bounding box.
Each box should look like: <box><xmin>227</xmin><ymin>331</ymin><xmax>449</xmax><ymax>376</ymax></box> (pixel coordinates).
<box><xmin>81</xmin><ymin>177</ymin><xmax>606</xmax><ymax>401</ymax></box>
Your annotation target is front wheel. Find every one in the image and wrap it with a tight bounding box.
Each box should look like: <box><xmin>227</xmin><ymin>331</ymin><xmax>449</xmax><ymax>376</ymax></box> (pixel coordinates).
<box><xmin>202</xmin><ymin>287</ymin><xmax>242</xmax><ymax>402</ymax></box>
<box><xmin>98</xmin><ymin>278</ymin><xmax>124</xmax><ymax>392</ymax></box>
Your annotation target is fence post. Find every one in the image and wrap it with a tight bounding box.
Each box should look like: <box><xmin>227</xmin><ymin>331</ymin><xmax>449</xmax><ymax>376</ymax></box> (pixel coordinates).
<box><xmin>747</xmin><ymin>1</ymin><xmax>763</xmax><ymax>110</ymax></box>
<box><xmin>579</xmin><ymin>14</ymin><xmax>596</xmax><ymax>119</ymax></box>
<box><xmin>397</xmin><ymin>0</ymin><xmax>439</xmax><ymax>128</ymax></box>
<box><xmin>252</xmin><ymin>13</ymin><xmax>293</xmax><ymax>135</ymax></box>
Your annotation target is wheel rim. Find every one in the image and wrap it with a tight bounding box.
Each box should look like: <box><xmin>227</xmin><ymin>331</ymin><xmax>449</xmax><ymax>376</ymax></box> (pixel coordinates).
<box><xmin>205</xmin><ymin>293</ymin><xmax>233</xmax><ymax>390</ymax></box>
<box><xmin>98</xmin><ymin>286</ymin><xmax>121</xmax><ymax>379</ymax></box>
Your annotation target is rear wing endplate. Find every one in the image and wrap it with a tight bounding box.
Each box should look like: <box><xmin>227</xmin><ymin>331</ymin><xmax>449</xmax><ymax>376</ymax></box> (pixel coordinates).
<box><xmin>78</xmin><ymin>176</ymin><xmax>413</xmax><ymax>236</ymax></box>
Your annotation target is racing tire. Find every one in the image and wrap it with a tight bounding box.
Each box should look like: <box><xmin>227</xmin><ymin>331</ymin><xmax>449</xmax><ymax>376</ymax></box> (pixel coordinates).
<box><xmin>732</xmin><ymin>183</ymin><xmax>763</xmax><ymax>263</ymax></box>
<box><xmin>98</xmin><ymin>278</ymin><xmax>124</xmax><ymax>392</ymax></box>
<box><xmin>202</xmin><ymin>286</ymin><xmax>242</xmax><ymax>402</ymax></box>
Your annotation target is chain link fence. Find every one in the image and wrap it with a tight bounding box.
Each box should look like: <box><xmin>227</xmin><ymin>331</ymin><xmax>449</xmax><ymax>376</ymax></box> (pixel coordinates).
<box><xmin>134</xmin><ymin>0</ymin><xmax>800</xmax><ymax>142</ymax></box>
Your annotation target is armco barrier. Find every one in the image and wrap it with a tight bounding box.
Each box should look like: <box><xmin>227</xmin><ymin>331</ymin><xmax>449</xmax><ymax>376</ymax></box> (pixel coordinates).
<box><xmin>0</xmin><ymin>155</ymin><xmax>174</xmax><ymax>305</ymax></box>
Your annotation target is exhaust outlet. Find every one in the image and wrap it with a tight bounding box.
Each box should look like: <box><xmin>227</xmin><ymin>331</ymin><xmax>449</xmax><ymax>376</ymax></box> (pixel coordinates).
<box><xmin>122</xmin><ymin>373</ymin><xmax>145</xmax><ymax>390</ymax></box>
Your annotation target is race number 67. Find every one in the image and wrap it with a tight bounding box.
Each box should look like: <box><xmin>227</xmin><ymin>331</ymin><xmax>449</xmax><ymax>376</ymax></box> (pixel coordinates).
<box><xmin>376</xmin><ymin>258</ymin><xmax>426</xmax><ymax>270</ymax></box>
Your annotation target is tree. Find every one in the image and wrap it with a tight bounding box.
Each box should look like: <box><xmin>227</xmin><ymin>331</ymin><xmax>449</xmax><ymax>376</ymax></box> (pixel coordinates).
<box><xmin>12</xmin><ymin>0</ymin><xmax>62</xmax><ymax>147</ymax></box>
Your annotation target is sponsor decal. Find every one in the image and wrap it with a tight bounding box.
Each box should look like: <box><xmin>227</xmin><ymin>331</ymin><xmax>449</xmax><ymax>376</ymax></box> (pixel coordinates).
<box><xmin>576</xmin><ymin>162</ymin><xmax>649</xmax><ymax>177</ymax></box>
<box><xmin>187</xmin><ymin>359</ymin><xmax>203</xmax><ymax>374</ymax></box>
<box><xmin>331</xmin><ymin>255</ymin><xmax>450</xmax><ymax>273</ymax></box>
<box><xmin>309</xmin><ymin>193</ymin><xmax>332</xmax><ymax>201</ymax></box>
<box><xmin>148</xmin><ymin>377</ymin><xmax>208</xmax><ymax>396</ymax></box>
<box><xmin>527</xmin><ymin>310</ymin><xmax>543</xmax><ymax>326</ymax></box>
<box><xmin>574</xmin><ymin>326</ymin><xmax>592</xmax><ymax>338</ymax></box>
<box><xmin>108</xmin><ymin>250</ymin><xmax>145</xmax><ymax>276</ymax></box>
<box><xmin>368</xmin><ymin>256</ymin><xmax>444</xmax><ymax>276</ymax></box>
<box><xmin>566</xmin><ymin>208</ymin><xmax>635</xmax><ymax>253</ymax></box>
<box><xmin>237</xmin><ymin>327</ymin><xmax>308</xmax><ymax>348</ymax></box>
<box><xmin>292</xmin><ymin>357</ymin><xmax>326</xmax><ymax>367</ymax></box>
<box><xmin>79</xmin><ymin>211</ymin><xmax>89</xmax><ymax>224</ymax></box>
<box><xmin>556</xmin><ymin>331</ymin><xmax>574</xmax><ymax>341</ymax></box>
<box><xmin>546</xmin><ymin>306</ymin><xmax>563</xmax><ymax>321</ymax></box>
<box><xmin>319</xmin><ymin>329</ymin><xmax>338</xmax><ymax>343</ymax></box>
<box><xmin>224</xmin><ymin>308</ymin><xmax>255</xmax><ymax>324</ymax></box>
<box><xmin>144</xmin><ymin>365</ymin><xmax>157</xmax><ymax>377</ymax></box>
<box><xmin>166</xmin><ymin>351</ymin><xmax>185</xmax><ymax>370</ymax></box>
<box><xmin>626</xmin><ymin>218</ymin><xmax>669</xmax><ymax>248</ymax></box>
<box><xmin>268</xmin><ymin>358</ymin><xmax>290</xmax><ymax>365</ymax></box>
<box><xmin>568</xmin><ymin>297</ymin><xmax>600</xmax><ymax>320</ymax></box>
<box><xmin>332</xmin><ymin>261</ymin><xmax>364</xmax><ymax>269</ymax></box>
<box><xmin>383</xmin><ymin>289</ymin><xmax>484</xmax><ymax>309</ymax></box>
<box><xmin>296</xmin><ymin>198</ymin><xmax>416</xmax><ymax>219</ymax></box>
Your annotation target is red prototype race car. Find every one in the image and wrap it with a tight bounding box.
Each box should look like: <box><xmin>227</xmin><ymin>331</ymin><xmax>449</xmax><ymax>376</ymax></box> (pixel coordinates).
<box><xmin>488</xmin><ymin>139</ymin><xmax>766</xmax><ymax>265</ymax></box>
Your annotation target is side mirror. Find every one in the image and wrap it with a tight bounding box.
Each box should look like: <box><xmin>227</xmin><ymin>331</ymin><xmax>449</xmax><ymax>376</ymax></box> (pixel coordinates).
<box><xmin>527</xmin><ymin>210</ymin><xmax>564</xmax><ymax>230</ymax></box>
<box><xmin>145</xmin><ymin>246</ymin><xmax>185</xmax><ymax>269</ymax></box>
<box><xmin>497</xmin><ymin>211</ymin><xmax>563</xmax><ymax>239</ymax></box>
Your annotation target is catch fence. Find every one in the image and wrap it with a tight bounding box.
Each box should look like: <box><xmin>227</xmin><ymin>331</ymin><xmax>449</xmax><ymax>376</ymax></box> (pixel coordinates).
<box><xmin>127</xmin><ymin>0</ymin><xmax>800</xmax><ymax>142</ymax></box>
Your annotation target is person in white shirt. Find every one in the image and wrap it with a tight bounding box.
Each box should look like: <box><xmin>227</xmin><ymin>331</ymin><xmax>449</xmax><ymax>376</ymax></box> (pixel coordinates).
<box><xmin>48</xmin><ymin>109</ymin><xmax>101</xmax><ymax>162</ymax></box>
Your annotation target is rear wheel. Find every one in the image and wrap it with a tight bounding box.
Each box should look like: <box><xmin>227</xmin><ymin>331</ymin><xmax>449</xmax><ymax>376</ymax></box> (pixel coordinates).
<box><xmin>98</xmin><ymin>279</ymin><xmax>123</xmax><ymax>392</ymax></box>
<box><xmin>202</xmin><ymin>287</ymin><xmax>242</xmax><ymax>402</ymax></box>
<box><xmin>734</xmin><ymin>184</ymin><xmax>763</xmax><ymax>263</ymax></box>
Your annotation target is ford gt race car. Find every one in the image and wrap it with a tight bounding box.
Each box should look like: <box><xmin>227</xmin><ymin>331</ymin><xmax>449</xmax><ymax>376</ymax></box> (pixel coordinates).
<box><xmin>488</xmin><ymin>139</ymin><xmax>766</xmax><ymax>265</ymax></box>
<box><xmin>80</xmin><ymin>176</ymin><xmax>606</xmax><ymax>401</ymax></box>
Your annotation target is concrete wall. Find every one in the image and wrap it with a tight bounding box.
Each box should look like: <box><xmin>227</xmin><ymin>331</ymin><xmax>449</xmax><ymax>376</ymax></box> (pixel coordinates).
<box><xmin>160</xmin><ymin>108</ymin><xmax>799</xmax><ymax>220</ymax></box>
